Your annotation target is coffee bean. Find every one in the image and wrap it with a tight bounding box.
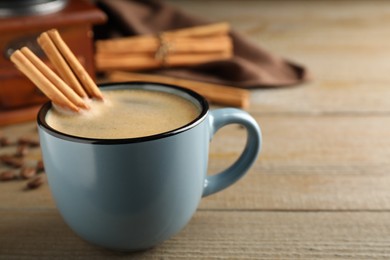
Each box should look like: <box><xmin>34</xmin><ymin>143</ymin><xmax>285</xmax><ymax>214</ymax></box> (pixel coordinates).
<box><xmin>0</xmin><ymin>136</ymin><xmax>12</xmax><ymax>147</ymax></box>
<box><xmin>0</xmin><ymin>155</ymin><xmax>23</xmax><ymax>168</ymax></box>
<box><xmin>20</xmin><ymin>167</ymin><xmax>36</xmax><ymax>179</ymax></box>
<box><xmin>18</xmin><ymin>137</ymin><xmax>39</xmax><ymax>148</ymax></box>
<box><xmin>36</xmin><ymin>160</ymin><xmax>45</xmax><ymax>173</ymax></box>
<box><xmin>0</xmin><ymin>136</ymin><xmax>8</xmax><ymax>147</ymax></box>
<box><xmin>26</xmin><ymin>175</ymin><xmax>45</xmax><ymax>189</ymax></box>
<box><xmin>15</xmin><ymin>145</ymin><xmax>29</xmax><ymax>157</ymax></box>
<box><xmin>0</xmin><ymin>170</ymin><xmax>16</xmax><ymax>181</ymax></box>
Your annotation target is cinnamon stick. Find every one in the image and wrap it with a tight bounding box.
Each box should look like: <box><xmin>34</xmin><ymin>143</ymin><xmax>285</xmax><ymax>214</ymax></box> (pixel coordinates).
<box><xmin>163</xmin><ymin>22</ymin><xmax>230</xmax><ymax>38</ymax></box>
<box><xmin>107</xmin><ymin>71</ymin><xmax>250</xmax><ymax>109</ymax></box>
<box><xmin>10</xmin><ymin>50</ymin><xmax>80</xmax><ymax>112</ymax></box>
<box><xmin>96</xmin><ymin>51</ymin><xmax>231</xmax><ymax>71</ymax></box>
<box><xmin>47</xmin><ymin>29</ymin><xmax>103</xmax><ymax>100</ymax></box>
<box><xmin>20</xmin><ymin>47</ymin><xmax>89</xmax><ymax>110</ymax></box>
<box><xmin>96</xmin><ymin>35</ymin><xmax>232</xmax><ymax>55</ymax></box>
<box><xmin>38</xmin><ymin>32</ymin><xmax>88</xmax><ymax>98</ymax></box>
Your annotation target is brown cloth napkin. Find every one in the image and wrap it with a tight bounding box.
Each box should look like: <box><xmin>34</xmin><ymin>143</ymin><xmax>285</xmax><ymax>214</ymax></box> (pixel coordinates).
<box><xmin>94</xmin><ymin>0</ymin><xmax>310</xmax><ymax>88</ymax></box>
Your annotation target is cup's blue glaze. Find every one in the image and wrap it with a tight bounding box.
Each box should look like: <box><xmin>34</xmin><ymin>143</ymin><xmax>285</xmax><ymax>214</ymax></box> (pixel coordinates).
<box><xmin>37</xmin><ymin>82</ymin><xmax>262</xmax><ymax>251</ymax></box>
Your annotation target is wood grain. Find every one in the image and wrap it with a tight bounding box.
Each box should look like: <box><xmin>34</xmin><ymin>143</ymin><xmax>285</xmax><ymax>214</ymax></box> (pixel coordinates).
<box><xmin>1</xmin><ymin>210</ymin><xmax>390</xmax><ymax>259</ymax></box>
<box><xmin>2</xmin><ymin>170</ymin><xmax>390</xmax><ymax>211</ymax></box>
<box><xmin>2</xmin><ymin>0</ymin><xmax>390</xmax><ymax>258</ymax></box>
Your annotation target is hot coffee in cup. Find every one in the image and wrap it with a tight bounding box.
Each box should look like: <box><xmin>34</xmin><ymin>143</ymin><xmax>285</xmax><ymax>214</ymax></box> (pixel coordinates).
<box><xmin>38</xmin><ymin>82</ymin><xmax>262</xmax><ymax>251</ymax></box>
<box><xmin>46</xmin><ymin>88</ymin><xmax>200</xmax><ymax>139</ymax></box>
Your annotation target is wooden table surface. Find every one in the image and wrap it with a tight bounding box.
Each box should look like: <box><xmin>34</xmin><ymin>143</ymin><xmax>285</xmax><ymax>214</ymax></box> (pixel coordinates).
<box><xmin>2</xmin><ymin>0</ymin><xmax>390</xmax><ymax>258</ymax></box>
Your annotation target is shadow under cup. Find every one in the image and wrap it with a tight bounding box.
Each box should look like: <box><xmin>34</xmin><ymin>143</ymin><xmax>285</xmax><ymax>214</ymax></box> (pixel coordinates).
<box><xmin>37</xmin><ymin>82</ymin><xmax>261</xmax><ymax>251</ymax></box>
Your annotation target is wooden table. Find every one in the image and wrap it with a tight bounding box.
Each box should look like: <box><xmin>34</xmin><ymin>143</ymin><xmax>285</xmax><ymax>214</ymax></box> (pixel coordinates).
<box><xmin>2</xmin><ymin>0</ymin><xmax>390</xmax><ymax>258</ymax></box>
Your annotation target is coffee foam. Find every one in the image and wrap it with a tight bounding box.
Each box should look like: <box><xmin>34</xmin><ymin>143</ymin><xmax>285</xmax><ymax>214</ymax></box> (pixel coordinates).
<box><xmin>46</xmin><ymin>89</ymin><xmax>200</xmax><ymax>139</ymax></box>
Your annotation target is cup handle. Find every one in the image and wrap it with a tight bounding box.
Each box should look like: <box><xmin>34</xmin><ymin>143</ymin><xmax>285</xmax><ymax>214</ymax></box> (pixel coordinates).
<box><xmin>202</xmin><ymin>108</ymin><xmax>262</xmax><ymax>197</ymax></box>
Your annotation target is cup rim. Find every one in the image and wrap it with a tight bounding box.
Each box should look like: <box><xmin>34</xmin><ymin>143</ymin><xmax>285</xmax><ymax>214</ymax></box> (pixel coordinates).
<box><xmin>37</xmin><ymin>81</ymin><xmax>209</xmax><ymax>144</ymax></box>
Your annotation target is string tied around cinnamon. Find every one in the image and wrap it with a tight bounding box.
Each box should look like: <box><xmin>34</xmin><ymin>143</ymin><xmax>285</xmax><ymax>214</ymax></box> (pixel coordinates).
<box><xmin>154</xmin><ymin>33</ymin><xmax>175</xmax><ymax>67</ymax></box>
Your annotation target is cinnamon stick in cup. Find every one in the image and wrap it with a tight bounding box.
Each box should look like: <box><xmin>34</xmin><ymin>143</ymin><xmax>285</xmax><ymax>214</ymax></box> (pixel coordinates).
<box><xmin>38</xmin><ymin>32</ymin><xmax>88</xmax><ymax>98</ymax></box>
<box><xmin>20</xmin><ymin>47</ymin><xmax>89</xmax><ymax>110</ymax></box>
<box><xmin>10</xmin><ymin>29</ymin><xmax>103</xmax><ymax>112</ymax></box>
<box><xmin>10</xmin><ymin>50</ymin><xmax>80</xmax><ymax>112</ymax></box>
<box><xmin>46</xmin><ymin>29</ymin><xmax>104</xmax><ymax>100</ymax></box>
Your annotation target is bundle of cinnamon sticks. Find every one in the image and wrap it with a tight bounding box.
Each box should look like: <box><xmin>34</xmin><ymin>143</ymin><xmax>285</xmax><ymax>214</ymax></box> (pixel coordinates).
<box><xmin>10</xmin><ymin>29</ymin><xmax>103</xmax><ymax>112</ymax></box>
<box><xmin>95</xmin><ymin>22</ymin><xmax>233</xmax><ymax>71</ymax></box>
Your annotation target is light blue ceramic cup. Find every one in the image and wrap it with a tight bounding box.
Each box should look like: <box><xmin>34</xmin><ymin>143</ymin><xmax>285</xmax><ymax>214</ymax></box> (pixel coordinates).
<box><xmin>37</xmin><ymin>82</ymin><xmax>262</xmax><ymax>251</ymax></box>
